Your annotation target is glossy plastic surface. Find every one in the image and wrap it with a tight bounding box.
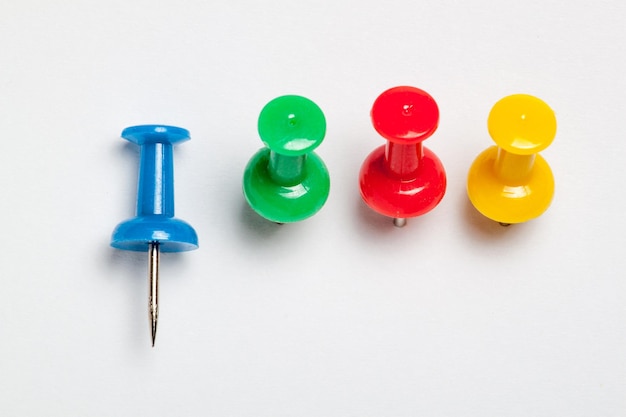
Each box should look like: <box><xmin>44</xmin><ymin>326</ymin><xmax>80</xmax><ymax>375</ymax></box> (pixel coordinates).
<box><xmin>111</xmin><ymin>125</ymin><xmax>198</xmax><ymax>252</ymax></box>
<box><xmin>488</xmin><ymin>94</ymin><xmax>557</xmax><ymax>155</ymax></box>
<box><xmin>371</xmin><ymin>86</ymin><xmax>439</xmax><ymax>143</ymax></box>
<box><xmin>257</xmin><ymin>95</ymin><xmax>326</xmax><ymax>156</ymax></box>
<box><xmin>359</xmin><ymin>86</ymin><xmax>446</xmax><ymax>219</ymax></box>
<box><xmin>243</xmin><ymin>95</ymin><xmax>330</xmax><ymax>223</ymax></box>
<box><xmin>467</xmin><ymin>95</ymin><xmax>557</xmax><ymax>224</ymax></box>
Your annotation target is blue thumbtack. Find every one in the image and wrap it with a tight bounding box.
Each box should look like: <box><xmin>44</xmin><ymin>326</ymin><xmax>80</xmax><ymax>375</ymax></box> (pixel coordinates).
<box><xmin>111</xmin><ymin>125</ymin><xmax>198</xmax><ymax>347</ymax></box>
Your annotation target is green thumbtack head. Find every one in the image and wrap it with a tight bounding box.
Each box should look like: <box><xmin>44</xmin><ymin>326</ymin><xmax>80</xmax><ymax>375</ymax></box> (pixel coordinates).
<box><xmin>243</xmin><ymin>95</ymin><xmax>330</xmax><ymax>223</ymax></box>
<box><xmin>257</xmin><ymin>95</ymin><xmax>326</xmax><ymax>156</ymax></box>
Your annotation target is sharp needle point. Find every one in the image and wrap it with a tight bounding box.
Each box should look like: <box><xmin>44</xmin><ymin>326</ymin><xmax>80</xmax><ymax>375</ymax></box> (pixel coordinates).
<box><xmin>152</xmin><ymin>319</ymin><xmax>157</xmax><ymax>347</ymax></box>
<box><xmin>149</xmin><ymin>241</ymin><xmax>160</xmax><ymax>347</ymax></box>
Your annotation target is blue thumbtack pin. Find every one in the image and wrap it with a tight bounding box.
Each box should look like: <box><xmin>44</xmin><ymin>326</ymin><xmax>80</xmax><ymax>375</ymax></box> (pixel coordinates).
<box><xmin>111</xmin><ymin>125</ymin><xmax>198</xmax><ymax>347</ymax></box>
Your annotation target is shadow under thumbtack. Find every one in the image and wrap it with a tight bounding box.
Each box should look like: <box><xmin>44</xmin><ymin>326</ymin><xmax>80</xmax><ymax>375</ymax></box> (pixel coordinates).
<box><xmin>353</xmin><ymin>194</ymin><xmax>415</xmax><ymax>237</ymax></box>
<box><xmin>107</xmin><ymin>244</ymin><xmax>144</xmax><ymax>281</ymax></box>
<box><xmin>461</xmin><ymin>195</ymin><xmax>515</xmax><ymax>242</ymax></box>
<box><xmin>105</xmin><ymin>245</ymin><xmax>150</xmax><ymax>349</ymax></box>
<box><xmin>236</xmin><ymin>199</ymin><xmax>286</xmax><ymax>244</ymax></box>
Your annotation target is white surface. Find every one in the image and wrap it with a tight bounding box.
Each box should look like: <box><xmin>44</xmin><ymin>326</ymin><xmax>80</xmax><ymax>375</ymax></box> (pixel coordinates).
<box><xmin>1</xmin><ymin>1</ymin><xmax>625</xmax><ymax>416</ymax></box>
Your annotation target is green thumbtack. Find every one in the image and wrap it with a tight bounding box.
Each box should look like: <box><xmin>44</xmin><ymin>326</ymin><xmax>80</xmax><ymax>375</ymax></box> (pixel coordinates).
<box><xmin>243</xmin><ymin>95</ymin><xmax>330</xmax><ymax>223</ymax></box>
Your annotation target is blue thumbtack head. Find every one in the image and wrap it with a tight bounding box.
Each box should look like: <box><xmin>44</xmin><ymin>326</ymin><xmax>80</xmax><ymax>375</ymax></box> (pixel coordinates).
<box><xmin>111</xmin><ymin>125</ymin><xmax>198</xmax><ymax>347</ymax></box>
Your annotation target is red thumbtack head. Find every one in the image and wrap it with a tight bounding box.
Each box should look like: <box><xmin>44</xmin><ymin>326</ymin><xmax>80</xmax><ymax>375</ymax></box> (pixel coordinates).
<box><xmin>359</xmin><ymin>86</ymin><xmax>447</xmax><ymax>226</ymax></box>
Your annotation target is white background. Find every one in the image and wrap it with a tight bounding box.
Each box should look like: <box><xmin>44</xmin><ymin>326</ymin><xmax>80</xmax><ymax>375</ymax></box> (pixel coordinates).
<box><xmin>1</xmin><ymin>0</ymin><xmax>625</xmax><ymax>416</ymax></box>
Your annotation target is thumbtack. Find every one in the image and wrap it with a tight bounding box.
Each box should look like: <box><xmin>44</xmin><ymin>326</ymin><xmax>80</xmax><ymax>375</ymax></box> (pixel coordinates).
<box><xmin>467</xmin><ymin>94</ymin><xmax>557</xmax><ymax>225</ymax></box>
<box><xmin>359</xmin><ymin>86</ymin><xmax>447</xmax><ymax>226</ymax></box>
<box><xmin>243</xmin><ymin>95</ymin><xmax>330</xmax><ymax>223</ymax></box>
<box><xmin>111</xmin><ymin>125</ymin><xmax>198</xmax><ymax>347</ymax></box>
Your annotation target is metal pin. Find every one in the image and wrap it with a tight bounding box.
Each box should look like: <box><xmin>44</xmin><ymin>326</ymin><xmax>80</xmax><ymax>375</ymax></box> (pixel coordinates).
<box><xmin>499</xmin><ymin>222</ymin><xmax>512</xmax><ymax>227</ymax></box>
<box><xmin>149</xmin><ymin>241</ymin><xmax>160</xmax><ymax>347</ymax></box>
<box><xmin>393</xmin><ymin>217</ymin><xmax>407</xmax><ymax>227</ymax></box>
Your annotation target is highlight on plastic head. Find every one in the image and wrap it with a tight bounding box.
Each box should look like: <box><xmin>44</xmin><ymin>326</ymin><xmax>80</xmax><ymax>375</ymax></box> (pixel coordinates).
<box><xmin>488</xmin><ymin>94</ymin><xmax>557</xmax><ymax>155</ymax></box>
<box><xmin>370</xmin><ymin>86</ymin><xmax>439</xmax><ymax>144</ymax></box>
<box><xmin>258</xmin><ymin>95</ymin><xmax>326</xmax><ymax>156</ymax></box>
<box><xmin>121</xmin><ymin>124</ymin><xmax>191</xmax><ymax>145</ymax></box>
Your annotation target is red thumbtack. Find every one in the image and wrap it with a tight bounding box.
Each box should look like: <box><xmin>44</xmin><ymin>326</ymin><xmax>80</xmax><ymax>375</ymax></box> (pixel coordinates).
<box><xmin>359</xmin><ymin>86</ymin><xmax>447</xmax><ymax>227</ymax></box>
